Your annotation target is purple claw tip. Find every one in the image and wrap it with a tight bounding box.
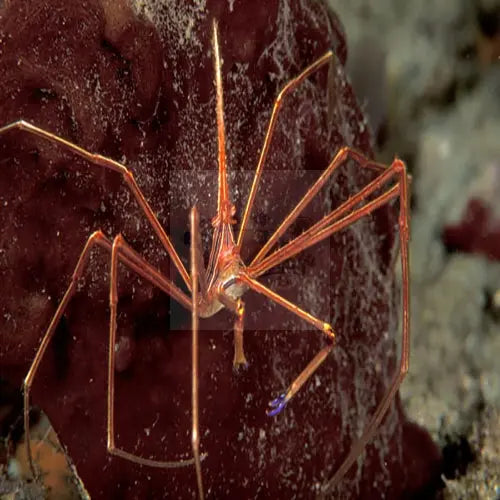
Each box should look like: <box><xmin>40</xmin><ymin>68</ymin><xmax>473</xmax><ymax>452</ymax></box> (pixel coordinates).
<box><xmin>269</xmin><ymin>393</ymin><xmax>285</xmax><ymax>407</ymax></box>
<box><xmin>267</xmin><ymin>393</ymin><xmax>287</xmax><ymax>417</ymax></box>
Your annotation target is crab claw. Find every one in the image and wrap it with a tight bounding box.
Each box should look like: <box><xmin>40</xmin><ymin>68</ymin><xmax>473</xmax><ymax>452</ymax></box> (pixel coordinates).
<box><xmin>266</xmin><ymin>393</ymin><xmax>287</xmax><ymax>417</ymax></box>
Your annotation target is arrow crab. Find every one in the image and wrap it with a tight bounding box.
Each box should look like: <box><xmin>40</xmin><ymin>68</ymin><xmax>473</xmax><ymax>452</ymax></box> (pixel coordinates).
<box><xmin>0</xmin><ymin>17</ymin><xmax>410</xmax><ymax>499</ymax></box>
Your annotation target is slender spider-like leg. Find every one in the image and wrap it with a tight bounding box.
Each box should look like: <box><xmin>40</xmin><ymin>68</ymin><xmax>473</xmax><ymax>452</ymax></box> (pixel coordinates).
<box><xmin>246</xmin><ymin>159</ymin><xmax>410</xmax><ymax>492</ymax></box>
<box><xmin>237</xmin><ymin>50</ymin><xmax>335</xmax><ymax>248</ymax></box>
<box><xmin>109</xmin><ymin>234</ymin><xmax>203</xmax><ymax>469</ymax></box>
<box><xmin>250</xmin><ymin>147</ymin><xmax>388</xmax><ymax>266</ymax></box>
<box><xmin>189</xmin><ymin>207</ymin><xmax>205</xmax><ymax>500</ymax></box>
<box><xmin>0</xmin><ymin>121</ymin><xmax>191</xmax><ymax>289</ymax></box>
<box><xmin>22</xmin><ymin>231</ymin><xmax>193</xmax><ymax>479</ymax></box>
<box><xmin>237</xmin><ymin>273</ymin><xmax>336</xmax><ymax>415</ymax></box>
<box><xmin>249</xmin><ymin>159</ymin><xmax>404</xmax><ymax>278</ymax></box>
<box><xmin>322</xmin><ymin>165</ymin><xmax>410</xmax><ymax>494</ymax></box>
<box><xmin>217</xmin><ymin>291</ymin><xmax>246</xmax><ymax>368</ymax></box>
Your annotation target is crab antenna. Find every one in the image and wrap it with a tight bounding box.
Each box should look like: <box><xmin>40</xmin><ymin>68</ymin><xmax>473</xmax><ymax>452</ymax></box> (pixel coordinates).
<box><xmin>212</xmin><ymin>20</ymin><xmax>230</xmax><ymax>219</ymax></box>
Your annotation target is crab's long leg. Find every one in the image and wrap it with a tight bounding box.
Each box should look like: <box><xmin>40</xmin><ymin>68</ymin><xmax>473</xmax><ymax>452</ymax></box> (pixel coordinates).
<box><xmin>321</xmin><ymin>163</ymin><xmax>410</xmax><ymax>493</ymax></box>
<box><xmin>23</xmin><ymin>230</ymin><xmax>193</xmax><ymax>478</ymax></box>
<box><xmin>250</xmin><ymin>147</ymin><xmax>388</xmax><ymax>266</ymax></box>
<box><xmin>248</xmin><ymin>159</ymin><xmax>404</xmax><ymax>279</ymax></box>
<box><xmin>108</xmin><ymin>234</ymin><xmax>198</xmax><ymax>468</ymax></box>
<box><xmin>237</xmin><ymin>273</ymin><xmax>335</xmax><ymax>415</ymax></box>
<box><xmin>190</xmin><ymin>207</ymin><xmax>205</xmax><ymax>500</ymax></box>
<box><xmin>247</xmin><ymin>157</ymin><xmax>410</xmax><ymax>491</ymax></box>
<box><xmin>0</xmin><ymin>121</ymin><xmax>191</xmax><ymax>289</ymax></box>
<box><xmin>237</xmin><ymin>51</ymin><xmax>334</xmax><ymax>249</ymax></box>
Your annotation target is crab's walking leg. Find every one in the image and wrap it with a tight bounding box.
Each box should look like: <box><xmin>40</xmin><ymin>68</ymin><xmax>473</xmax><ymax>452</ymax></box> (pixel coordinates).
<box><xmin>108</xmin><ymin>234</ymin><xmax>197</xmax><ymax>468</ymax></box>
<box><xmin>322</xmin><ymin>164</ymin><xmax>410</xmax><ymax>493</ymax></box>
<box><xmin>0</xmin><ymin>121</ymin><xmax>191</xmax><ymax>289</ymax></box>
<box><xmin>250</xmin><ymin>147</ymin><xmax>388</xmax><ymax>265</ymax></box>
<box><xmin>190</xmin><ymin>207</ymin><xmax>205</xmax><ymax>500</ymax></box>
<box><xmin>248</xmin><ymin>159</ymin><xmax>404</xmax><ymax>279</ymax></box>
<box><xmin>245</xmin><ymin>157</ymin><xmax>409</xmax><ymax>491</ymax></box>
<box><xmin>217</xmin><ymin>291</ymin><xmax>246</xmax><ymax>368</ymax></box>
<box><xmin>237</xmin><ymin>51</ymin><xmax>334</xmax><ymax>249</ymax></box>
<box><xmin>22</xmin><ymin>231</ymin><xmax>192</xmax><ymax>478</ymax></box>
<box><xmin>237</xmin><ymin>273</ymin><xmax>336</xmax><ymax>415</ymax></box>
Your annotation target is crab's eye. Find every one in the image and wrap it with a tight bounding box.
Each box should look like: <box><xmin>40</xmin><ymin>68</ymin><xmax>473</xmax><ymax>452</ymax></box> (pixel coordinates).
<box><xmin>183</xmin><ymin>230</ymin><xmax>191</xmax><ymax>246</ymax></box>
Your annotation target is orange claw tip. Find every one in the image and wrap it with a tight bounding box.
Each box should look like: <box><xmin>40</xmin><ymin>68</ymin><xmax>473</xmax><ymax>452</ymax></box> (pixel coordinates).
<box><xmin>323</xmin><ymin>323</ymin><xmax>335</xmax><ymax>338</ymax></box>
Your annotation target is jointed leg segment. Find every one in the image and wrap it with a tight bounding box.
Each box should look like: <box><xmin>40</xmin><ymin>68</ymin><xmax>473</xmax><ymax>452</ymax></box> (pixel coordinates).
<box><xmin>238</xmin><ymin>273</ymin><xmax>336</xmax><ymax>415</ymax></box>
<box><xmin>190</xmin><ymin>207</ymin><xmax>205</xmax><ymax>500</ymax></box>
<box><xmin>22</xmin><ymin>231</ymin><xmax>110</xmax><ymax>476</ymax></box>
<box><xmin>21</xmin><ymin>230</ymin><xmax>195</xmax><ymax>478</ymax></box>
<box><xmin>250</xmin><ymin>146</ymin><xmax>389</xmax><ymax>265</ymax></box>
<box><xmin>322</xmin><ymin>160</ymin><xmax>410</xmax><ymax>493</ymax></box>
<box><xmin>242</xmin><ymin>147</ymin><xmax>410</xmax><ymax>491</ymax></box>
<box><xmin>0</xmin><ymin>120</ymin><xmax>191</xmax><ymax>290</ymax></box>
<box><xmin>267</xmin><ymin>343</ymin><xmax>335</xmax><ymax>417</ymax></box>
<box><xmin>237</xmin><ymin>50</ymin><xmax>335</xmax><ymax>249</ymax></box>
<box><xmin>234</xmin><ymin>43</ymin><xmax>410</xmax><ymax>490</ymax></box>
<box><xmin>108</xmin><ymin>234</ymin><xmax>197</xmax><ymax>468</ymax></box>
<box><xmin>248</xmin><ymin>159</ymin><xmax>405</xmax><ymax>279</ymax></box>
